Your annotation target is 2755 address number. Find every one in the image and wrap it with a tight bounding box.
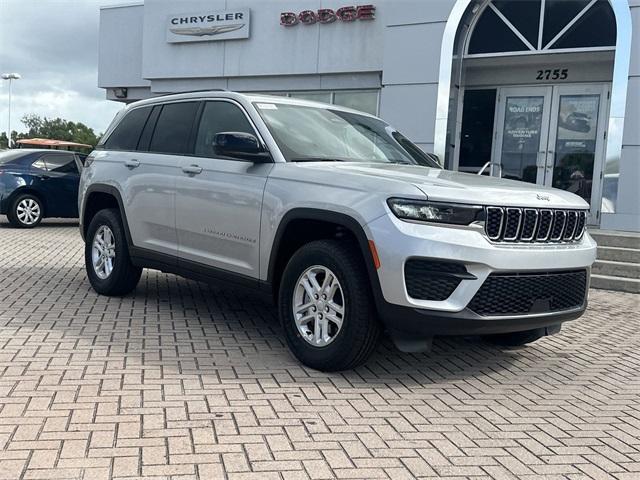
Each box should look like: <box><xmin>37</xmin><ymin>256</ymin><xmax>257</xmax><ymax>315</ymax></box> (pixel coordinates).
<box><xmin>537</xmin><ymin>69</ymin><xmax>569</xmax><ymax>81</ymax></box>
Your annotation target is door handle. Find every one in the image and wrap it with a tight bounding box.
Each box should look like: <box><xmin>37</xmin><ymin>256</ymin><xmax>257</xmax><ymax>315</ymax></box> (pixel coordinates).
<box><xmin>39</xmin><ymin>174</ymin><xmax>50</xmax><ymax>180</ymax></box>
<box><xmin>182</xmin><ymin>164</ymin><xmax>203</xmax><ymax>175</ymax></box>
<box><xmin>125</xmin><ymin>159</ymin><xmax>140</xmax><ymax>169</ymax></box>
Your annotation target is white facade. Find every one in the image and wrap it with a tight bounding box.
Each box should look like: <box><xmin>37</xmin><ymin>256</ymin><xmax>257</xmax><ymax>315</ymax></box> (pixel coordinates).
<box><xmin>98</xmin><ymin>0</ymin><xmax>639</xmax><ymax>232</ymax></box>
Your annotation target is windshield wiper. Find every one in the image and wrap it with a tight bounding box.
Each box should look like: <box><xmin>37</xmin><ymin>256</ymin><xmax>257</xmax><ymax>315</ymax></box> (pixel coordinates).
<box><xmin>289</xmin><ymin>157</ymin><xmax>347</xmax><ymax>163</ymax></box>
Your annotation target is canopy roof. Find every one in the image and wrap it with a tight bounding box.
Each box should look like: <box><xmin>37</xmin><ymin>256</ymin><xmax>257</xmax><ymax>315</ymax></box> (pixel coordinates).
<box><xmin>16</xmin><ymin>138</ymin><xmax>93</xmax><ymax>148</ymax></box>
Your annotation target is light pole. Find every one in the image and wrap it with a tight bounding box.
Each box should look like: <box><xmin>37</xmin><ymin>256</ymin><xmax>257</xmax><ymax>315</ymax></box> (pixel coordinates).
<box><xmin>1</xmin><ymin>73</ymin><xmax>21</xmax><ymax>148</ymax></box>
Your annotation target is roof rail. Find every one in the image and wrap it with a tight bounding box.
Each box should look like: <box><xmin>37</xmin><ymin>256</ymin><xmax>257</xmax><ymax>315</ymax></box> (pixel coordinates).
<box><xmin>154</xmin><ymin>88</ymin><xmax>229</xmax><ymax>97</ymax></box>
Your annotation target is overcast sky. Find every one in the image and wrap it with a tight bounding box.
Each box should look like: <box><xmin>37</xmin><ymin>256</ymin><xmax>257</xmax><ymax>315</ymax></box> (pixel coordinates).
<box><xmin>0</xmin><ymin>0</ymin><xmax>125</xmax><ymax>135</ymax></box>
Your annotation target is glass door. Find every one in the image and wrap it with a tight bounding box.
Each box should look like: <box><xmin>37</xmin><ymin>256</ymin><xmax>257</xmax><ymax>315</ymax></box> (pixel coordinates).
<box><xmin>493</xmin><ymin>87</ymin><xmax>553</xmax><ymax>184</ymax></box>
<box><xmin>492</xmin><ymin>84</ymin><xmax>608</xmax><ymax>223</ymax></box>
<box><xmin>545</xmin><ymin>84</ymin><xmax>608</xmax><ymax>221</ymax></box>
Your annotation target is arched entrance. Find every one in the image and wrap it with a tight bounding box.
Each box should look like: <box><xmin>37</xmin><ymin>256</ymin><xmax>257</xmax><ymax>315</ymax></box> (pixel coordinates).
<box><xmin>434</xmin><ymin>0</ymin><xmax>632</xmax><ymax>225</ymax></box>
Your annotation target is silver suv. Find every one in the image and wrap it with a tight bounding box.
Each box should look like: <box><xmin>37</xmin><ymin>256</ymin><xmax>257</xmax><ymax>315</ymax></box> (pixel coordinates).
<box><xmin>79</xmin><ymin>91</ymin><xmax>597</xmax><ymax>371</ymax></box>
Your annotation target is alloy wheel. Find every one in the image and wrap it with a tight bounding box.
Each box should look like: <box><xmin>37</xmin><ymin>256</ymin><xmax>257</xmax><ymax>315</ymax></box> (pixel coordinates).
<box><xmin>91</xmin><ymin>225</ymin><xmax>116</xmax><ymax>280</ymax></box>
<box><xmin>292</xmin><ymin>265</ymin><xmax>345</xmax><ymax>347</ymax></box>
<box><xmin>16</xmin><ymin>198</ymin><xmax>41</xmax><ymax>225</ymax></box>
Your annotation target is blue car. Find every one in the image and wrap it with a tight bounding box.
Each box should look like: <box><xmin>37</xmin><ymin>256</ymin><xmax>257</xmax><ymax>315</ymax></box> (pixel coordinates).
<box><xmin>0</xmin><ymin>149</ymin><xmax>86</xmax><ymax>228</ymax></box>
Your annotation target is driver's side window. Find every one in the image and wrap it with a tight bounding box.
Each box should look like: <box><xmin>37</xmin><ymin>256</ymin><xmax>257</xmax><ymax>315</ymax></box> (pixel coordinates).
<box><xmin>195</xmin><ymin>102</ymin><xmax>256</xmax><ymax>158</ymax></box>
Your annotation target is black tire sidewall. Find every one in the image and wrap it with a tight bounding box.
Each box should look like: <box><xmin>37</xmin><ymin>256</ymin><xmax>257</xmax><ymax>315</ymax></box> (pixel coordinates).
<box><xmin>9</xmin><ymin>194</ymin><xmax>43</xmax><ymax>228</ymax></box>
<box><xmin>279</xmin><ymin>241</ymin><xmax>376</xmax><ymax>370</ymax></box>
<box><xmin>85</xmin><ymin>208</ymin><xmax>139</xmax><ymax>295</ymax></box>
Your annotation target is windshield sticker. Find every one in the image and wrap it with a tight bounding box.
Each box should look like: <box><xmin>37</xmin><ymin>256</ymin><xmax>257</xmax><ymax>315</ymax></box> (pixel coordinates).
<box><xmin>257</xmin><ymin>103</ymin><xmax>278</xmax><ymax>110</ymax></box>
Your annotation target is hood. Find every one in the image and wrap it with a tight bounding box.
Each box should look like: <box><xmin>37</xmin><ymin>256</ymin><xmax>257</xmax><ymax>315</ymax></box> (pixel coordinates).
<box><xmin>301</xmin><ymin>163</ymin><xmax>590</xmax><ymax>209</ymax></box>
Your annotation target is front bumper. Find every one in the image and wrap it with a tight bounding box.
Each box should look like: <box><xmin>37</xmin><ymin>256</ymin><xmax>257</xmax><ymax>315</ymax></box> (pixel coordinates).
<box><xmin>366</xmin><ymin>213</ymin><xmax>596</xmax><ymax>336</ymax></box>
<box><xmin>377</xmin><ymin>299</ymin><xmax>587</xmax><ymax>337</ymax></box>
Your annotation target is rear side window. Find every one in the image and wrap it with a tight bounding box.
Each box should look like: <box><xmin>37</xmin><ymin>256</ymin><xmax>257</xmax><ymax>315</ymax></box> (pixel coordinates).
<box><xmin>195</xmin><ymin>101</ymin><xmax>256</xmax><ymax>157</ymax></box>
<box><xmin>149</xmin><ymin>102</ymin><xmax>199</xmax><ymax>155</ymax></box>
<box><xmin>32</xmin><ymin>158</ymin><xmax>48</xmax><ymax>170</ymax></box>
<box><xmin>42</xmin><ymin>154</ymin><xmax>79</xmax><ymax>174</ymax></box>
<box><xmin>137</xmin><ymin>106</ymin><xmax>161</xmax><ymax>152</ymax></box>
<box><xmin>103</xmin><ymin>106</ymin><xmax>152</xmax><ymax>151</ymax></box>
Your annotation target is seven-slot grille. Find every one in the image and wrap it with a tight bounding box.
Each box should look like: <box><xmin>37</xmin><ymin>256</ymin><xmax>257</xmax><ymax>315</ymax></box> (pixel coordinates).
<box><xmin>484</xmin><ymin>207</ymin><xmax>586</xmax><ymax>243</ymax></box>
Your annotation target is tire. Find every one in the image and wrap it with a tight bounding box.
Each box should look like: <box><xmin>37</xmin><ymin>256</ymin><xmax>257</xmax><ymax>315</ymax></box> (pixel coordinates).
<box><xmin>483</xmin><ymin>327</ymin><xmax>548</xmax><ymax>347</ymax></box>
<box><xmin>278</xmin><ymin>239</ymin><xmax>380</xmax><ymax>371</ymax></box>
<box><xmin>7</xmin><ymin>193</ymin><xmax>43</xmax><ymax>228</ymax></box>
<box><xmin>85</xmin><ymin>208</ymin><xmax>142</xmax><ymax>296</ymax></box>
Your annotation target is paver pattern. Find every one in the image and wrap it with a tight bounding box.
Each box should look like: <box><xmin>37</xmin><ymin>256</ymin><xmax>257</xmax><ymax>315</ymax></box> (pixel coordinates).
<box><xmin>0</xmin><ymin>219</ymin><xmax>638</xmax><ymax>480</ymax></box>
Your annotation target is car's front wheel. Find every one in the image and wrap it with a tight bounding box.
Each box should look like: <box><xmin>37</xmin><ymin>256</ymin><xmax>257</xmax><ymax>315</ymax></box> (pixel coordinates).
<box><xmin>7</xmin><ymin>194</ymin><xmax>43</xmax><ymax>228</ymax></box>
<box><xmin>85</xmin><ymin>208</ymin><xmax>142</xmax><ymax>296</ymax></box>
<box><xmin>279</xmin><ymin>240</ymin><xmax>381</xmax><ymax>371</ymax></box>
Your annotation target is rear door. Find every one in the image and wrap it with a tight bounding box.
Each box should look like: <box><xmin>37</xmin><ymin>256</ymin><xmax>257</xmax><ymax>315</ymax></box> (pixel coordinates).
<box><xmin>33</xmin><ymin>152</ymin><xmax>81</xmax><ymax>218</ymax></box>
<box><xmin>102</xmin><ymin>103</ymin><xmax>197</xmax><ymax>258</ymax></box>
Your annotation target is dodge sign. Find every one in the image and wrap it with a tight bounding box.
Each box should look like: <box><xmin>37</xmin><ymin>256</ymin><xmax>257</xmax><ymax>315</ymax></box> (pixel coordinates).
<box><xmin>167</xmin><ymin>9</ymin><xmax>250</xmax><ymax>43</ymax></box>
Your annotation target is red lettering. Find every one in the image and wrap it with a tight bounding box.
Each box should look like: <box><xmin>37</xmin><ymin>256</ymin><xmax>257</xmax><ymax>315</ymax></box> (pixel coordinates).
<box><xmin>336</xmin><ymin>6</ymin><xmax>358</xmax><ymax>22</ymax></box>
<box><xmin>357</xmin><ymin>4</ymin><xmax>376</xmax><ymax>20</ymax></box>
<box><xmin>280</xmin><ymin>12</ymin><xmax>298</xmax><ymax>26</ymax></box>
<box><xmin>317</xmin><ymin>8</ymin><xmax>337</xmax><ymax>24</ymax></box>
<box><xmin>298</xmin><ymin>10</ymin><xmax>317</xmax><ymax>24</ymax></box>
<box><xmin>281</xmin><ymin>5</ymin><xmax>375</xmax><ymax>26</ymax></box>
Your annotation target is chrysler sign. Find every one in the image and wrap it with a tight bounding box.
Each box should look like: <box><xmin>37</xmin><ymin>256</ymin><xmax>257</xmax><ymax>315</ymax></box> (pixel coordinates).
<box><xmin>167</xmin><ymin>9</ymin><xmax>250</xmax><ymax>43</ymax></box>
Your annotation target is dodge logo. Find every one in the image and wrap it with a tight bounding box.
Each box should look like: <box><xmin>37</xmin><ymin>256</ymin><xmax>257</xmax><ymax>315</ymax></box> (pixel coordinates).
<box><xmin>281</xmin><ymin>5</ymin><xmax>376</xmax><ymax>26</ymax></box>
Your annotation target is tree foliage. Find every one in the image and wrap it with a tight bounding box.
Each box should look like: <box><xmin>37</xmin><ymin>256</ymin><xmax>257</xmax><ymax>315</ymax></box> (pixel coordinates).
<box><xmin>0</xmin><ymin>115</ymin><xmax>100</xmax><ymax>149</ymax></box>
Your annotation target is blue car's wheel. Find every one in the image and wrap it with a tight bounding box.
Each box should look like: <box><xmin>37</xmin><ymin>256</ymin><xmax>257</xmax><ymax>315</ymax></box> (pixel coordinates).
<box><xmin>7</xmin><ymin>194</ymin><xmax>43</xmax><ymax>228</ymax></box>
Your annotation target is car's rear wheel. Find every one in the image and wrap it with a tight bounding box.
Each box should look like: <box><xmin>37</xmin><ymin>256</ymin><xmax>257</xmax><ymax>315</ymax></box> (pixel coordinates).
<box><xmin>7</xmin><ymin>194</ymin><xmax>43</xmax><ymax>228</ymax></box>
<box><xmin>279</xmin><ymin>240</ymin><xmax>380</xmax><ymax>371</ymax></box>
<box><xmin>85</xmin><ymin>208</ymin><xmax>142</xmax><ymax>296</ymax></box>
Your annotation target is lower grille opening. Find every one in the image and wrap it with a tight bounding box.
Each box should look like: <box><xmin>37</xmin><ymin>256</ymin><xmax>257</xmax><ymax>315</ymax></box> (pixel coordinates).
<box><xmin>468</xmin><ymin>269</ymin><xmax>587</xmax><ymax>316</ymax></box>
<box><xmin>405</xmin><ymin>260</ymin><xmax>471</xmax><ymax>301</ymax></box>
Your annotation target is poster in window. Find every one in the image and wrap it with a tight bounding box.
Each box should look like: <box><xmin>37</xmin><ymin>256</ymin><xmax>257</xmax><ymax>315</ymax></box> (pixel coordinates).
<box><xmin>502</xmin><ymin>97</ymin><xmax>544</xmax><ymax>154</ymax></box>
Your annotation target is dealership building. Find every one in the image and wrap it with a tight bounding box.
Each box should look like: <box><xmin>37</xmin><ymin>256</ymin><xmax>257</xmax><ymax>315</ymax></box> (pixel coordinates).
<box><xmin>98</xmin><ymin>0</ymin><xmax>639</xmax><ymax>232</ymax></box>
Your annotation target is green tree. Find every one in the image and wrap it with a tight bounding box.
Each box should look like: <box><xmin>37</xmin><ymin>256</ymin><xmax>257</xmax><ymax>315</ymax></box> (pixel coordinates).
<box><xmin>19</xmin><ymin>114</ymin><xmax>100</xmax><ymax>147</ymax></box>
<box><xmin>0</xmin><ymin>131</ymin><xmax>25</xmax><ymax>149</ymax></box>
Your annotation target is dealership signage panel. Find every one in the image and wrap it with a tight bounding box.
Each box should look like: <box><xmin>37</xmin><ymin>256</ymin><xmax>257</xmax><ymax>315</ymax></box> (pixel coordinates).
<box><xmin>167</xmin><ymin>9</ymin><xmax>250</xmax><ymax>43</ymax></box>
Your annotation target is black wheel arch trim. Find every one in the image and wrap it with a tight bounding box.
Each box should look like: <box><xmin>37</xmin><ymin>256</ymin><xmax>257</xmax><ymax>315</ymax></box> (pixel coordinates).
<box><xmin>82</xmin><ymin>184</ymin><xmax>133</xmax><ymax>245</ymax></box>
<box><xmin>266</xmin><ymin>208</ymin><xmax>385</xmax><ymax>309</ymax></box>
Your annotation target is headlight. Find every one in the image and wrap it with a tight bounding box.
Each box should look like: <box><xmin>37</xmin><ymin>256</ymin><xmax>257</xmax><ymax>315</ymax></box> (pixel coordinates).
<box><xmin>387</xmin><ymin>198</ymin><xmax>483</xmax><ymax>225</ymax></box>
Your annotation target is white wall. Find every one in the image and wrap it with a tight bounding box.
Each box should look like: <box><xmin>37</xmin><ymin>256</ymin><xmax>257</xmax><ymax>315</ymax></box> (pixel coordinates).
<box><xmin>98</xmin><ymin>4</ymin><xmax>149</xmax><ymax>90</ymax></box>
<box><xmin>379</xmin><ymin>0</ymin><xmax>456</xmax><ymax>153</ymax></box>
<box><xmin>140</xmin><ymin>0</ymin><xmax>385</xmax><ymax>81</ymax></box>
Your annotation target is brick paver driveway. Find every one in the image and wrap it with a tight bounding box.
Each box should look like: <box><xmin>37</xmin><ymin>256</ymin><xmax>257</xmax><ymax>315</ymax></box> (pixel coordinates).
<box><xmin>0</xmin><ymin>220</ymin><xmax>638</xmax><ymax>480</ymax></box>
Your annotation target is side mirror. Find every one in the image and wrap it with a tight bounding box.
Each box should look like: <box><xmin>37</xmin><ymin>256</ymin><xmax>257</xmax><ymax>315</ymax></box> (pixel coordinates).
<box><xmin>212</xmin><ymin>132</ymin><xmax>271</xmax><ymax>162</ymax></box>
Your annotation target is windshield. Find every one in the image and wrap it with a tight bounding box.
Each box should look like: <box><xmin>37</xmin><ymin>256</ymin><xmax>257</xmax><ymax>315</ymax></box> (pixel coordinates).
<box><xmin>253</xmin><ymin>102</ymin><xmax>441</xmax><ymax>168</ymax></box>
<box><xmin>0</xmin><ymin>150</ymin><xmax>26</xmax><ymax>165</ymax></box>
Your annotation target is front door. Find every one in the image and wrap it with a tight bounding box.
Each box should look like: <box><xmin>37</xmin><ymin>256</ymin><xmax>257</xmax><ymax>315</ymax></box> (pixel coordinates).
<box><xmin>175</xmin><ymin>100</ymin><xmax>272</xmax><ymax>279</ymax></box>
<box><xmin>493</xmin><ymin>84</ymin><xmax>609</xmax><ymax>222</ymax></box>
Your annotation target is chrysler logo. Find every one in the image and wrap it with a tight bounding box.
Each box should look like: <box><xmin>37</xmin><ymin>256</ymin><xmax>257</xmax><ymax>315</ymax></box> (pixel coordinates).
<box><xmin>537</xmin><ymin>194</ymin><xmax>551</xmax><ymax>201</ymax></box>
<box><xmin>170</xmin><ymin>24</ymin><xmax>245</xmax><ymax>37</ymax></box>
<box><xmin>166</xmin><ymin>9</ymin><xmax>250</xmax><ymax>43</ymax></box>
